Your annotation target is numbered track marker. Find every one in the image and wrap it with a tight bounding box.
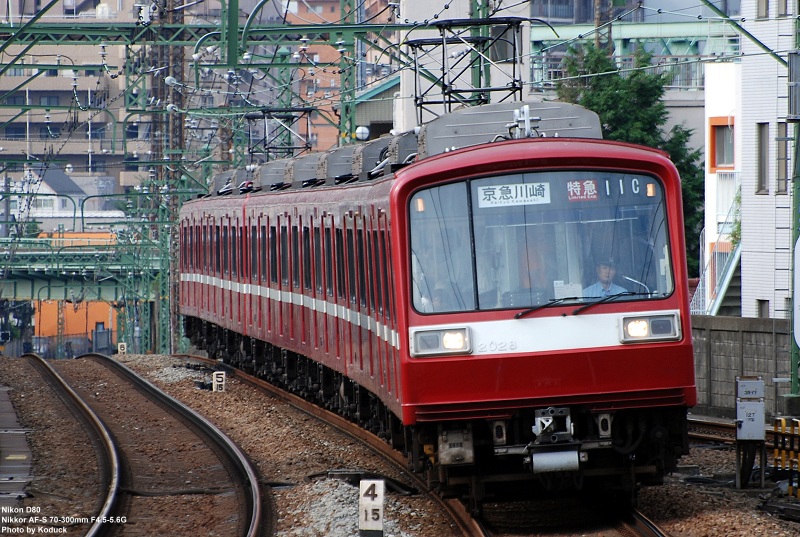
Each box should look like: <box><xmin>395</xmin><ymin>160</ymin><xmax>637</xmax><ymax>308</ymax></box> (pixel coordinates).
<box><xmin>358</xmin><ymin>479</ymin><xmax>384</xmax><ymax>536</ymax></box>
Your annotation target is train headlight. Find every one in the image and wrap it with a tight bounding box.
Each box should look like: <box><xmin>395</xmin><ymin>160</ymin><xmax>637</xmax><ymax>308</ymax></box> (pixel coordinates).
<box><xmin>620</xmin><ymin>313</ymin><xmax>681</xmax><ymax>343</ymax></box>
<box><xmin>410</xmin><ymin>328</ymin><xmax>471</xmax><ymax>357</ymax></box>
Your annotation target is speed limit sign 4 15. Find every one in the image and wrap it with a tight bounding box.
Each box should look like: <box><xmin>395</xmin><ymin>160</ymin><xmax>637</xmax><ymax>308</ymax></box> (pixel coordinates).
<box><xmin>358</xmin><ymin>479</ymin><xmax>384</xmax><ymax>536</ymax></box>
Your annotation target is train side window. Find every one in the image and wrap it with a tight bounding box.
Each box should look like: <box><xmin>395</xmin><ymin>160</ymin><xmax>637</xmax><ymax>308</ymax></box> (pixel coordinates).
<box><xmin>214</xmin><ymin>224</ymin><xmax>221</xmax><ymax>274</ymax></box>
<box><xmin>314</xmin><ymin>226</ymin><xmax>322</xmax><ymax>293</ymax></box>
<box><xmin>346</xmin><ymin>228</ymin><xmax>356</xmax><ymax>304</ymax></box>
<box><xmin>292</xmin><ymin>225</ymin><xmax>300</xmax><ymax>288</ymax></box>
<box><xmin>357</xmin><ymin>227</ymin><xmax>367</xmax><ymax>308</ymax></box>
<box><xmin>185</xmin><ymin>224</ymin><xmax>191</xmax><ymax>270</ymax></box>
<box><xmin>280</xmin><ymin>225</ymin><xmax>289</xmax><ymax>285</ymax></box>
<box><xmin>325</xmin><ymin>226</ymin><xmax>334</xmax><ymax>296</ymax></box>
<box><xmin>222</xmin><ymin>225</ymin><xmax>229</xmax><ymax>275</ymax></box>
<box><xmin>372</xmin><ymin>230</ymin><xmax>382</xmax><ymax>313</ymax></box>
<box><xmin>195</xmin><ymin>225</ymin><xmax>201</xmax><ymax>271</ymax></box>
<box><xmin>181</xmin><ymin>224</ymin><xmax>187</xmax><ymax>269</ymax></box>
<box><xmin>303</xmin><ymin>226</ymin><xmax>312</xmax><ymax>290</ymax></box>
<box><xmin>335</xmin><ymin>228</ymin><xmax>345</xmax><ymax>299</ymax></box>
<box><xmin>260</xmin><ymin>225</ymin><xmax>267</xmax><ymax>282</ymax></box>
<box><xmin>383</xmin><ymin>231</ymin><xmax>394</xmax><ymax>321</ymax></box>
<box><xmin>231</xmin><ymin>225</ymin><xmax>238</xmax><ymax>277</ymax></box>
<box><xmin>269</xmin><ymin>226</ymin><xmax>278</xmax><ymax>283</ymax></box>
<box><xmin>202</xmin><ymin>225</ymin><xmax>207</xmax><ymax>271</ymax></box>
<box><xmin>251</xmin><ymin>225</ymin><xmax>258</xmax><ymax>279</ymax></box>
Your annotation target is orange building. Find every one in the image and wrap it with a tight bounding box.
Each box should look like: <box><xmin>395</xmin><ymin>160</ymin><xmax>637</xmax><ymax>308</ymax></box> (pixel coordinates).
<box><xmin>32</xmin><ymin>231</ymin><xmax>118</xmax><ymax>357</ymax></box>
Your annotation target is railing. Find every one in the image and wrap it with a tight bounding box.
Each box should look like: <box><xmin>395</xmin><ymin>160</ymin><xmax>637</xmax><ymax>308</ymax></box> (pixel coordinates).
<box><xmin>690</xmin><ymin>186</ymin><xmax>740</xmax><ymax>315</ymax></box>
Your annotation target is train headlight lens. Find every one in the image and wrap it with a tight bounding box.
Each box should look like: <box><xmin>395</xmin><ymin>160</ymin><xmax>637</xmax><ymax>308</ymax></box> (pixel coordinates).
<box><xmin>626</xmin><ymin>320</ymin><xmax>649</xmax><ymax>338</ymax></box>
<box><xmin>442</xmin><ymin>330</ymin><xmax>465</xmax><ymax>350</ymax></box>
<box><xmin>620</xmin><ymin>313</ymin><xmax>680</xmax><ymax>343</ymax></box>
<box><xmin>411</xmin><ymin>328</ymin><xmax>470</xmax><ymax>357</ymax></box>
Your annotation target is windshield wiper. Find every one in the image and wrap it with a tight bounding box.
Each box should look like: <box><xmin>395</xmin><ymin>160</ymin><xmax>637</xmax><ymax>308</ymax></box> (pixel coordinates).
<box><xmin>514</xmin><ymin>297</ymin><xmax>581</xmax><ymax>319</ymax></box>
<box><xmin>571</xmin><ymin>291</ymin><xmax>639</xmax><ymax>315</ymax></box>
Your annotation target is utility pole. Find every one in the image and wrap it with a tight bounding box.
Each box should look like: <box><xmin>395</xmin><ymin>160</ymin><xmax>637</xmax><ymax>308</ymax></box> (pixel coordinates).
<box><xmin>789</xmin><ymin>47</ymin><xmax>800</xmax><ymax>412</ymax></box>
<box><xmin>593</xmin><ymin>0</ymin><xmax>611</xmax><ymax>51</ymax></box>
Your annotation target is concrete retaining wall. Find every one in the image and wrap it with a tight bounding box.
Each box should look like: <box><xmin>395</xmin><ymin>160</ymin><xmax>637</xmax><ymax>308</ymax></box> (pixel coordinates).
<box><xmin>691</xmin><ymin>315</ymin><xmax>793</xmax><ymax>419</ymax></box>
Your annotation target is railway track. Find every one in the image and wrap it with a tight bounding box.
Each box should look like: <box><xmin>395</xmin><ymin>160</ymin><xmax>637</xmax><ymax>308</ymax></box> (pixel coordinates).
<box><xmin>172</xmin><ymin>352</ymin><xmax>482</xmax><ymax>536</ymax></box>
<box><xmin>173</xmin><ymin>353</ymin><xmax>673</xmax><ymax>537</ymax></box>
<box><xmin>688</xmin><ymin>415</ymin><xmax>737</xmax><ymax>444</ymax></box>
<box><xmin>23</xmin><ymin>353</ymin><xmax>264</xmax><ymax>537</ymax></box>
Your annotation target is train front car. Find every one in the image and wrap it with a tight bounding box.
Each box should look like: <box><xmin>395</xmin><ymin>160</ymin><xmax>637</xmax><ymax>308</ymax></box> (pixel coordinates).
<box><xmin>392</xmin><ymin>138</ymin><xmax>696</xmax><ymax>506</ymax></box>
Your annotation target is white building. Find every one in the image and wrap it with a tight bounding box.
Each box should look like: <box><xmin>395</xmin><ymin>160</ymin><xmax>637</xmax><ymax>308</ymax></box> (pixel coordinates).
<box><xmin>696</xmin><ymin>1</ymin><xmax>797</xmax><ymax>320</ymax></box>
<box><xmin>736</xmin><ymin>1</ymin><xmax>795</xmax><ymax>319</ymax></box>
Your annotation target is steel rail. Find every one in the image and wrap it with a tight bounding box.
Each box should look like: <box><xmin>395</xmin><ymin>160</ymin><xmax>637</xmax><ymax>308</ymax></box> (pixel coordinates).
<box><xmin>173</xmin><ymin>353</ymin><xmax>486</xmax><ymax>537</ymax></box>
<box><xmin>23</xmin><ymin>353</ymin><xmax>122</xmax><ymax>537</ymax></box>
<box><xmin>86</xmin><ymin>353</ymin><xmax>264</xmax><ymax>537</ymax></box>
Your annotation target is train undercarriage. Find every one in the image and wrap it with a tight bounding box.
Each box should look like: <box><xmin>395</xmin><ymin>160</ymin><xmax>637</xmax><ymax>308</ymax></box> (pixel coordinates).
<box><xmin>185</xmin><ymin>316</ymin><xmax>690</xmax><ymax>513</ymax></box>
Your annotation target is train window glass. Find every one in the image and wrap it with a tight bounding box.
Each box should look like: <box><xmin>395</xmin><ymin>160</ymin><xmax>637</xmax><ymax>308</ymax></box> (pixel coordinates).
<box><xmin>202</xmin><ymin>225</ymin><xmax>208</xmax><ymax>271</ymax></box>
<box><xmin>195</xmin><ymin>225</ymin><xmax>201</xmax><ymax>270</ymax></box>
<box><xmin>335</xmin><ymin>229</ymin><xmax>345</xmax><ymax>299</ymax></box>
<box><xmin>346</xmin><ymin>228</ymin><xmax>357</xmax><ymax>304</ymax></box>
<box><xmin>325</xmin><ymin>226</ymin><xmax>334</xmax><ymax>296</ymax></box>
<box><xmin>181</xmin><ymin>224</ymin><xmax>187</xmax><ymax>269</ymax></box>
<box><xmin>371</xmin><ymin>230</ymin><xmax>382</xmax><ymax>313</ymax></box>
<box><xmin>269</xmin><ymin>226</ymin><xmax>278</xmax><ymax>283</ymax></box>
<box><xmin>409</xmin><ymin>183</ymin><xmax>476</xmax><ymax>313</ymax></box>
<box><xmin>303</xmin><ymin>226</ymin><xmax>312</xmax><ymax>290</ymax></box>
<box><xmin>214</xmin><ymin>225</ymin><xmax>221</xmax><ymax>274</ymax></box>
<box><xmin>314</xmin><ymin>227</ymin><xmax>323</xmax><ymax>293</ymax></box>
<box><xmin>379</xmin><ymin>230</ymin><xmax>390</xmax><ymax>319</ymax></box>
<box><xmin>292</xmin><ymin>225</ymin><xmax>300</xmax><ymax>288</ymax></box>
<box><xmin>231</xmin><ymin>225</ymin><xmax>238</xmax><ymax>277</ymax></box>
<box><xmin>260</xmin><ymin>225</ymin><xmax>267</xmax><ymax>282</ymax></box>
<box><xmin>251</xmin><ymin>225</ymin><xmax>258</xmax><ymax>279</ymax></box>
<box><xmin>280</xmin><ymin>225</ymin><xmax>289</xmax><ymax>285</ymax></box>
<box><xmin>470</xmin><ymin>171</ymin><xmax>673</xmax><ymax>309</ymax></box>
<box><xmin>222</xmin><ymin>225</ymin><xmax>229</xmax><ymax>275</ymax></box>
<box><xmin>183</xmin><ymin>225</ymin><xmax>189</xmax><ymax>269</ymax></box>
<box><xmin>357</xmin><ymin>227</ymin><xmax>368</xmax><ymax>308</ymax></box>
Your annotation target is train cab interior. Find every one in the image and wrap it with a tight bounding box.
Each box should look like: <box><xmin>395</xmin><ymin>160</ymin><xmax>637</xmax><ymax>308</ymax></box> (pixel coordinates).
<box><xmin>409</xmin><ymin>170</ymin><xmax>674</xmax><ymax>314</ymax></box>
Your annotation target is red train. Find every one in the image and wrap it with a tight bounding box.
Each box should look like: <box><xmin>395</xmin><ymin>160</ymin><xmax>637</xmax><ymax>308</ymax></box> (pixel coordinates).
<box><xmin>178</xmin><ymin>101</ymin><xmax>696</xmax><ymax>510</ymax></box>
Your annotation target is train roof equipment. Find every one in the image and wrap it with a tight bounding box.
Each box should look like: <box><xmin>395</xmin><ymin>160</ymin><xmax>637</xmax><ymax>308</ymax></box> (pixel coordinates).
<box><xmin>209</xmin><ymin>100</ymin><xmax>602</xmax><ymax>196</ymax></box>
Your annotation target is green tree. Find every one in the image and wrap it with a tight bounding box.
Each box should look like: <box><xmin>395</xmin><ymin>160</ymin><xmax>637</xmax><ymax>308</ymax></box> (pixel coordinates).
<box><xmin>557</xmin><ymin>45</ymin><xmax>704</xmax><ymax>277</ymax></box>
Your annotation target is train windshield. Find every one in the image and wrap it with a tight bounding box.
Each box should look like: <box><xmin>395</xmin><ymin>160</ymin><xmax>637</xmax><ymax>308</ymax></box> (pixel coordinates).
<box><xmin>409</xmin><ymin>170</ymin><xmax>673</xmax><ymax>313</ymax></box>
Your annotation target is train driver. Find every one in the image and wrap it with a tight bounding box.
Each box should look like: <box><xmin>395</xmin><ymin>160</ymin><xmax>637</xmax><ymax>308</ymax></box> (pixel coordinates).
<box><xmin>582</xmin><ymin>258</ymin><xmax>627</xmax><ymax>298</ymax></box>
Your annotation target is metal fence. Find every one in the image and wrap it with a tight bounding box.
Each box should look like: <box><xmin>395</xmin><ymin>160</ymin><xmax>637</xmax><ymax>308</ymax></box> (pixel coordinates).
<box><xmin>3</xmin><ymin>328</ymin><xmax>115</xmax><ymax>359</ymax></box>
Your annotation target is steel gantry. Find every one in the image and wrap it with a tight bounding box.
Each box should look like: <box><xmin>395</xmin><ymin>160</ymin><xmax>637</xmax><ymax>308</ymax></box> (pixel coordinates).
<box><xmin>0</xmin><ymin>3</ymin><xmax>511</xmax><ymax>354</ymax></box>
<box><xmin>0</xmin><ymin>2</ymin><xmax>414</xmax><ymax>354</ymax></box>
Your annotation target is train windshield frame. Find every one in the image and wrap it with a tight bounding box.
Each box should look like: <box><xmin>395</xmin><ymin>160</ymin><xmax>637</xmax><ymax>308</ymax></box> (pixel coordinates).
<box><xmin>409</xmin><ymin>170</ymin><xmax>674</xmax><ymax>313</ymax></box>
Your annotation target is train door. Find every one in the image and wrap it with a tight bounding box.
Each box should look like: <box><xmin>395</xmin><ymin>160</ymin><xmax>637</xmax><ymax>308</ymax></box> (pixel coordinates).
<box><xmin>334</xmin><ymin>220</ymin><xmax>347</xmax><ymax>368</ymax></box>
<box><xmin>365</xmin><ymin>213</ymin><xmax>382</xmax><ymax>391</ymax></box>
<box><xmin>356</xmin><ymin>215</ymin><xmax>373</xmax><ymax>385</ymax></box>
<box><xmin>368</xmin><ymin>217</ymin><xmax>386</xmax><ymax>394</ymax></box>
<box><xmin>222</xmin><ymin>218</ymin><xmax>232</xmax><ymax>323</ymax></box>
<box><xmin>323</xmin><ymin>215</ymin><xmax>339</xmax><ymax>369</ymax></box>
<box><xmin>300</xmin><ymin>219</ymin><xmax>314</xmax><ymax>349</ymax></box>
<box><xmin>247</xmin><ymin>221</ymin><xmax>257</xmax><ymax>337</ymax></box>
<box><xmin>190</xmin><ymin>221</ymin><xmax>198</xmax><ymax>313</ymax></box>
<box><xmin>212</xmin><ymin>218</ymin><xmax>221</xmax><ymax>319</ymax></box>
<box><xmin>291</xmin><ymin>219</ymin><xmax>301</xmax><ymax>343</ymax></box>
<box><xmin>180</xmin><ymin>221</ymin><xmax>188</xmax><ymax>311</ymax></box>
<box><xmin>201</xmin><ymin>219</ymin><xmax>209</xmax><ymax>316</ymax></box>
<box><xmin>375</xmin><ymin>209</ymin><xmax>398</xmax><ymax>400</ymax></box>
<box><xmin>312</xmin><ymin>221</ymin><xmax>324</xmax><ymax>356</ymax></box>
<box><xmin>257</xmin><ymin>218</ymin><xmax>268</xmax><ymax>341</ymax></box>
<box><xmin>279</xmin><ymin>217</ymin><xmax>290</xmax><ymax>341</ymax></box>
<box><xmin>343</xmin><ymin>214</ymin><xmax>357</xmax><ymax>375</ymax></box>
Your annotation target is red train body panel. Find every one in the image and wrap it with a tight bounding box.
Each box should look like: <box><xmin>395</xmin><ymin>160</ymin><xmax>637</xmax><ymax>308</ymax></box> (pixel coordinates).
<box><xmin>178</xmin><ymin>102</ymin><xmax>696</xmax><ymax>506</ymax></box>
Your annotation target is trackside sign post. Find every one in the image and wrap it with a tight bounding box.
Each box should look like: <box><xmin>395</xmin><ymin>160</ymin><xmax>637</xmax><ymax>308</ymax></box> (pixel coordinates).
<box><xmin>358</xmin><ymin>479</ymin><xmax>384</xmax><ymax>536</ymax></box>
